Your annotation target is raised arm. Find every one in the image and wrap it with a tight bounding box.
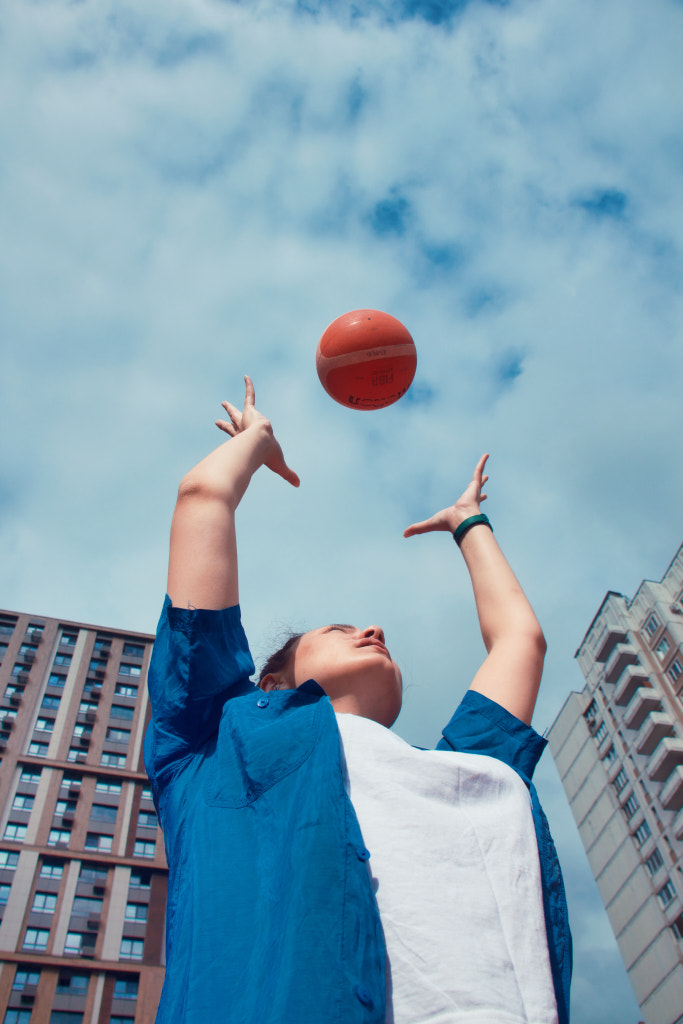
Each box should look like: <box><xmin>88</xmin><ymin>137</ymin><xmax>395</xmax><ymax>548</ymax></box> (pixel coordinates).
<box><xmin>167</xmin><ymin>377</ymin><xmax>299</xmax><ymax>610</ymax></box>
<box><xmin>403</xmin><ymin>455</ymin><xmax>545</xmax><ymax>726</ymax></box>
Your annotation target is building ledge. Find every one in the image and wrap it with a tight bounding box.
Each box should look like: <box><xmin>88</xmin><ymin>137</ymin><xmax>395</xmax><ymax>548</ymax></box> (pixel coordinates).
<box><xmin>647</xmin><ymin>738</ymin><xmax>683</xmax><ymax>783</ymax></box>
<box><xmin>635</xmin><ymin>711</ymin><xmax>676</xmax><ymax>756</ymax></box>
<box><xmin>604</xmin><ymin>642</ymin><xmax>639</xmax><ymax>684</ymax></box>
<box><xmin>624</xmin><ymin>687</ymin><xmax>662</xmax><ymax>730</ymax></box>
<box><xmin>661</xmin><ymin>765</ymin><xmax>683</xmax><ymax>812</ymax></box>
<box><xmin>614</xmin><ymin>665</ymin><xmax>650</xmax><ymax>705</ymax></box>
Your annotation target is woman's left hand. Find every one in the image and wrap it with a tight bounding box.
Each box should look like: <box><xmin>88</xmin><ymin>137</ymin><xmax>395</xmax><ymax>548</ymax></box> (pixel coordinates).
<box><xmin>403</xmin><ymin>453</ymin><xmax>489</xmax><ymax>538</ymax></box>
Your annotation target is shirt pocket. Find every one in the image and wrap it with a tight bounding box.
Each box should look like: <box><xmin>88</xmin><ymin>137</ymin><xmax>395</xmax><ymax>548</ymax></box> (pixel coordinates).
<box><xmin>204</xmin><ymin>693</ymin><xmax>325</xmax><ymax>808</ymax></box>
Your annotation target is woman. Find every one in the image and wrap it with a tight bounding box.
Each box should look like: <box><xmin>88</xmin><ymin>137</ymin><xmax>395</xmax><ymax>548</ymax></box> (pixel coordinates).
<box><xmin>145</xmin><ymin>377</ymin><xmax>571</xmax><ymax>1024</ymax></box>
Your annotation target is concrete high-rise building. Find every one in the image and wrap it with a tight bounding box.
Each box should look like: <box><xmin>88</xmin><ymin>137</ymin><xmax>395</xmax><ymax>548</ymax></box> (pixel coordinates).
<box><xmin>0</xmin><ymin>606</ymin><xmax>165</xmax><ymax>1024</ymax></box>
<box><xmin>549</xmin><ymin>543</ymin><xmax>683</xmax><ymax>1024</ymax></box>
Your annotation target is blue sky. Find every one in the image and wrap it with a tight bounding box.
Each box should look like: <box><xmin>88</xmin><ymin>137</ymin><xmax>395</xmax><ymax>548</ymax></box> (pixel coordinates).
<box><xmin>2</xmin><ymin>0</ymin><xmax>682</xmax><ymax>1018</ymax></box>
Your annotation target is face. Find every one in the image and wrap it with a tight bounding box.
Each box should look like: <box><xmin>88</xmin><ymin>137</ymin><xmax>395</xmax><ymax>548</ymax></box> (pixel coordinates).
<box><xmin>286</xmin><ymin>623</ymin><xmax>403</xmax><ymax>728</ymax></box>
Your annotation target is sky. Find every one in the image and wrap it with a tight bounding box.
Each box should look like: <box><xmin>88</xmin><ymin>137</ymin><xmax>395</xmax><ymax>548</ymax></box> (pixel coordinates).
<box><xmin>1</xmin><ymin>0</ymin><xmax>682</xmax><ymax>1018</ymax></box>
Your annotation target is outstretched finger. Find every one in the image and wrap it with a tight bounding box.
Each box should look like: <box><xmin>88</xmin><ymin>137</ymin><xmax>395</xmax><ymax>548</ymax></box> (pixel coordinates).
<box><xmin>243</xmin><ymin>375</ymin><xmax>255</xmax><ymax>407</ymax></box>
<box><xmin>221</xmin><ymin>400</ymin><xmax>242</xmax><ymax>427</ymax></box>
<box><xmin>216</xmin><ymin>419</ymin><xmax>237</xmax><ymax>436</ymax></box>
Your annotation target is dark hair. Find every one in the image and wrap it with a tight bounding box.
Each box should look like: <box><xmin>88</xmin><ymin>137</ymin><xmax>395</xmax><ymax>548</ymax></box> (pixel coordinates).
<box><xmin>258</xmin><ymin>632</ymin><xmax>304</xmax><ymax>687</ymax></box>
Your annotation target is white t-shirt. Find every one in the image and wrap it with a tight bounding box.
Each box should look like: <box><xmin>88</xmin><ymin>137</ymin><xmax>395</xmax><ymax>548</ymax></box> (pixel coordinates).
<box><xmin>336</xmin><ymin>712</ymin><xmax>558</xmax><ymax>1024</ymax></box>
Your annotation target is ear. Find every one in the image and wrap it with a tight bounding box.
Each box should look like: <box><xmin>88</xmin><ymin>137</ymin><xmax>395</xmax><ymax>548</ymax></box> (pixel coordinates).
<box><xmin>260</xmin><ymin>673</ymin><xmax>294</xmax><ymax>693</ymax></box>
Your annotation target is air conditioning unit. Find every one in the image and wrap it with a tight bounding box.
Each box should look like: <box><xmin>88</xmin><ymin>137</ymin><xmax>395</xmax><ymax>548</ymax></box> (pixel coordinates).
<box><xmin>16</xmin><ymin>673</ymin><xmax>29</xmax><ymax>685</ymax></box>
<box><xmin>22</xmin><ymin>650</ymin><xmax>36</xmax><ymax>663</ymax></box>
<box><xmin>67</xmin><ymin>787</ymin><xmax>80</xmax><ymax>798</ymax></box>
<box><xmin>1</xmin><ymin>718</ymin><xmax>13</xmax><ymax>731</ymax></box>
<box><xmin>61</xmin><ymin>815</ymin><xmax>74</xmax><ymax>826</ymax></box>
<box><xmin>93</xmin><ymin>885</ymin><xmax>105</xmax><ymax>896</ymax></box>
<box><xmin>9</xmin><ymin>695</ymin><xmax>22</xmax><ymax>708</ymax></box>
<box><xmin>79</xmin><ymin>737</ymin><xmax>90</xmax><ymax>747</ymax></box>
<box><xmin>86</xmin><ymin>916</ymin><xmax>100</xmax><ymax>931</ymax></box>
<box><xmin>85</xmin><ymin>712</ymin><xmax>96</xmax><ymax>723</ymax></box>
<box><xmin>94</xmin><ymin>669</ymin><xmax>105</xmax><ymax>680</ymax></box>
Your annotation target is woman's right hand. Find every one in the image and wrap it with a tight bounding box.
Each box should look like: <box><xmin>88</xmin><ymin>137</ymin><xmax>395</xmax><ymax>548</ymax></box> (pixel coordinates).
<box><xmin>216</xmin><ymin>376</ymin><xmax>300</xmax><ymax>488</ymax></box>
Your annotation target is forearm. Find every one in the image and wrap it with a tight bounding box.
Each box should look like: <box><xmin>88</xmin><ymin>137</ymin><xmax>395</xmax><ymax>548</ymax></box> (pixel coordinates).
<box><xmin>459</xmin><ymin>525</ymin><xmax>545</xmax><ymax>653</ymax></box>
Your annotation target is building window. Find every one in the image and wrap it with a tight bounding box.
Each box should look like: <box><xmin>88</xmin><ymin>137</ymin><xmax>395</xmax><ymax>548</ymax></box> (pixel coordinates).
<box><xmin>130</xmin><ymin>869</ymin><xmax>151</xmax><ymax>889</ymax></box>
<box><xmin>115</xmin><ymin>683</ymin><xmax>138</xmax><ymax>698</ymax></box>
<box><xmin>23</xmin><ymin>927</ymin><xmax>50</xmax><ymax>951</ymax></box>
<box><xmin>12</xmin><ymin>969</ymin><xmax>40</xmax><ymax>989</ymax></box>
<box><xmin>48</xmin><ymin>829</ymin><xmax>71</xmax><ymax>847</ymax></box>
<box><xmin>643</xmin><ymin>614</ymin><xmax>660</xmax><ymax>639</ymax></box>
<box><xmin>141</xmin><ymin>787</ymin><xmax>153</xmax><ymax>801</ymax></box>
<box><xmin>64</xmin><ymin>932</ymin><xmax>95</xmax><ymax>956</ymax></box>
<box><xmin>106</xmin><ymin>728</ymin><xmax>130</xmax><ymax>744</ymax></box>
<box><xmin>72</xmin><ymin>724</ymin><xmax>92</xmax><ymax>739</ymax></box>
<box><xmin>67</xmin><ymin>748</ymin><xmax>87</xmax><ymax>763</ymax></box>
<box><xmin>4</xmin><ymin>1011</ymin><xmax>32</xmax><ymax>1024</ymax></box>
<box><xmin>35</xmin><ymin>717</ymin><xmax>54</xmax><ymax>732</ymax></box>
<box><xmin>32</xmin><ymin>892</ymin><xmax>58</xmax><ymax>913</ymax></box>
<box><xmin>71</xmin><ymin>896</ymin><xmax>103</xmax><ymax>917</ymax></box>
<box><xmin>672</xmin><ymin>913</ymin><xmax>683</xmax><ymax>940</ymax></box>
<box><xmin>48</xmin><ymin>673</ymin><xmax>67</xmax><ymax>687</ymax></box>
<box><xmin>29</xmin><ymin>742</ymin><xmax>49</xmax><ymax>757</ymax></box>
<box><xmin>56</xmin><ymin>800</ymin><xmax>77</xmax><ymax>816</ymax></box>
<box><xmin>20</xmin><ymin>768</ymin><xmax>42</xmax><ymax>784</ymax></box>
<box><xmin>123</xmin><ymin>642</ymin><xmax>145</xmax><ymax>657</ymax></box>
<box><xmin>138</xmin><ymin>812</ymin><xmax>158</xmax><ymax>829</ymax></box>
<box><xmin>594</xmin><ymin>722</ymin><xmax>608</xmax><ymax>743</ymax></box>
<box><xmin>79</xmin><ymin>863</ymin><xmax>108</xmax><ymax>884</ymax></box>
<box><xmin>84</xmin><ymin>833</ymin><xmax>113</xmax><ymax>853</ymax></box>
<box><xmin>41</xmin><ymin>695</ymin><xmax>61</xmax><ymax>709</ymax></box>
<box><xmin>60</xmin><ymin>632</ymin><xmax>78</xmax><ymax>646</ymax></box>
<box><xmin>601</xmin><ymin>745</ymin><xmax>616</xmax><ymax>765</ymax></box>
<box><xmin>125</xmin><ymin>902</ymin><xmax>148</xmax><ymax>922</ymax></box>
<box><xmin>645</xmin><ymin>848</ymin><xmax>664</xmax><ymax>875</ymax></box>
<box><xmin>622</xmin><ymin>794</ymin><xmax>639</xmax><ymax>818</ymax></box>
<box><xmin>95</xmin><ymin>779</ymin><xmax>122</xmax><ymax>794</ymax></box>
<box><xmin>79</xmin><ymin>701</ymin><xmax>97</xmax><ymax>715</ymax></box>
<box><xmin>54</xmin><ymin>654</ymin><xmax>72</xmax><ymax>667</ymax></box>
<box><xmin>56</xmin><ymin>972</ymin><xmax>90</xmax><ymax>995</ymax></box>
<box><xmin>12</xmin><ymin>794</ymin><xmax>34</xmax><ymax>811</ymax></box>
<box><xmin>634</xmin><ymin>820</ymin><xmax>651</xmax><ymax>845</ymax></box>
<box><xmin>120</xmin><ymin>938</ymin><xmax>144</xmax><ymax>960</ymax></box>
<box><xmin>110</xmin><ymin>704</ymin><xmax>135</xmax><ymax>721</ymax></box>
<box><xmin>113</xmin><ymin>977</ymin><xmax>138</xmax><ymax>999</ymax></box>
<box><xmin>133</xmin><ymin>840</ymin><xmax>155</xmax><ymax>859</ymax></box>
<box><xmin>0</xmin><ymin>851</ymin><xmax>19</xmax><ymax>870</ymax></box>
<box><xmin>101</xmin><ymin>753</ymin><xmax>127</xmax><ymax>768</ymax></box>
<box><xmin>89</xmin><ymin>658</ymin><xmax>107</xmax><ymax>672</ymax></box>
<box><xmin>655</xmin><ymin>637</ymin><xmax>671</xmax><ymax>662</ymax></box>
<box><xmin>612</xmin><ymin>769</ymin><xmax>628</xmax><ymax>793</ymax></box>
<box><xmin>669</xmin><ymin>659</ymin><xmax>682</xmax><ymax>683</ymax></box>
<box><xmin>11</xmin><ymin>665</ymin><xmax>27</xmax><ymax>677</ymax></box>
<box><xmin>0</xmin><ymin>883</ymin><xmax>11</xmax><ymax>904</ymax></box>
<box><xmin>4</xmin><ymin>823</ymin><xmax>27</xmax><ymax>842</ymax></box>
<box><xmin>110</xmin><ymin>1018</ymin><xmax>135</xmax><ymax>1024</ymax></box>
<box><xmin>94</xmin><ymin>638</ymin><xmax>111</xmax><ymax>651</ymax></box>
<box><xmin>118</xmin><ymin>663</ymin><xmax>142</xmax><ymax>677</ymax></box>
<box><xmin>657</xmin><ymin>880</ymin><xmax>677</xmax><ymax>906</ymax></box>
<box><xmin>90</xmin><ymin>804</ymin><xmax>118</xmax><ymax>823</ymax></box>
<box><xmin>40</xmin><ymin>860</ymin><xmax>64</xmax><ymax>879</ymax></box>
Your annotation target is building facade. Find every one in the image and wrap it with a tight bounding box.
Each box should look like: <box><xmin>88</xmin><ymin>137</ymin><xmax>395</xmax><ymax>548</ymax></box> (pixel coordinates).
<box><xmin>548</xmin><ymin>543</ymin><xmax>683</xmax><ymax>1024</ymax></box>
<box><xmin>0</xmin><ymin>607</ymin><xmax>165</xmax><ymax>1024</ymax></box>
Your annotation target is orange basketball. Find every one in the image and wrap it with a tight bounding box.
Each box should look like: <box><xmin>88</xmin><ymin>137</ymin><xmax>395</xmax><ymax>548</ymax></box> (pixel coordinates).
<box><xmin>316</xmin><ymin>309</ymin><xmax>417</xmax><ymax>410</ymax></box>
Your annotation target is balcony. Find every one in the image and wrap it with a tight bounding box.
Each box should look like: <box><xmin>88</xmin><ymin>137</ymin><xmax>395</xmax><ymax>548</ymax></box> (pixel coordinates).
<box><xmin>624</xmin><ymin>687</ymin><xmax>662</xmax><ymax>730</ymax></box>
<box><xmin>672</xmin><ymin>807</ymin><xmax>683</xmax><ymax>841</ymax></box>
<box><xmin>661</xmin><ymin>766</ymin><xmax>683</xmax><ymax>812</ymax></box>
<box><xmin>595</xmin><ymin>626</ymin><xmax>629</xmax><ymax>663</ymax></box>
<box><xmin>635</xmin><ymin>711</ymin><xmax>676</xmax><ymax>756</ymax></box>
<box><xmin>604</xmin><ymin>642</ymin><xmax>639</xmax><ymax>684</ymax></box>
<box><xmin>614</xmin><ymin>665</ymin><xmax>649</xmax><ymax>705</ymax></box>
<box><xmin>647</xmin><ymin>738</ymin><xmax>683</xmax><ymax>783</ymax></box>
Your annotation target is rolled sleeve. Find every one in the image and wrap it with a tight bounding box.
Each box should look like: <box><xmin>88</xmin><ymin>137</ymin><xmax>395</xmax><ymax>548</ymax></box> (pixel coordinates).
<box><xmin>436</xmin><ymin>689</ymin><xmax>547</xmax><ymax>786</ymax></box>
<box><xmin>145</xmin><ymin>595</ymin><xmax>255</xmax><ymax>780</ymax></box>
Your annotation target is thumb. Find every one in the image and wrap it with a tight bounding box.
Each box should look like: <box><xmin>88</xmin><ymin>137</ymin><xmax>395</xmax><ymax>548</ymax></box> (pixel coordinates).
<box><xmin>403</xmin><ymin>518</ymin><xmax>435</xmax><ymax>538</ymax></box>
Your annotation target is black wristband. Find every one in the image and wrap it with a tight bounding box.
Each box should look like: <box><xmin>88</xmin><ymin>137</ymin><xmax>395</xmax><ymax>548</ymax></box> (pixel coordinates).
<box><xmin>452</xmin><ymin>513</ymin><xmax>492</xmax><ymax>546</ymax></box>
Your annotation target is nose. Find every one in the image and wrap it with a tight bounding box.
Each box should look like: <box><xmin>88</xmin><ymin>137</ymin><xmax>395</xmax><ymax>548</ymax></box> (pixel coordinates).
<box><xmin>362</xmin><ymin>625</ymin><xmax>385</xmax><ymax>645</ymax></box>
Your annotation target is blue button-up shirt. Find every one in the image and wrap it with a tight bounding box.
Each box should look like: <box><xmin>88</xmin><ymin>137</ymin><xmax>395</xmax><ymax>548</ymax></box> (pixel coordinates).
<box><xmin>145</xmin><ymin>598</ymin><xmax>571</xmax><ymax>1023</ymax></box>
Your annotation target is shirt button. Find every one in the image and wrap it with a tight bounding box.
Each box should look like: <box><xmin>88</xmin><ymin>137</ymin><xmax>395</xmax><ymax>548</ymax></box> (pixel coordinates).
<box><xmin>355</xmin><ymin>846</ymin><xmax>370</xmax><ymax>861</ymax></box>
<box><xmin>355</xmin><ymin>985</ymin><xmax>373</xmax><ymax>1007</ymax></box>
<box><xmin>256</xmin><ymin>697</ymin><xmax>269</xmax><ymax>708</ymax></box>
